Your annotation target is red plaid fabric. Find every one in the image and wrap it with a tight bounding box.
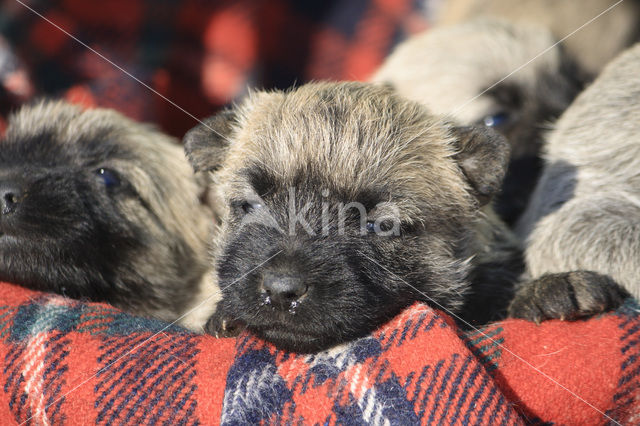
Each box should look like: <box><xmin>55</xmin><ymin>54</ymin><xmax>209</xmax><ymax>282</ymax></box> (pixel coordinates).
<box><xmin>0</xmin><ymin>282</ymin><xmax>638</xmax><ymax>425</ymax></box>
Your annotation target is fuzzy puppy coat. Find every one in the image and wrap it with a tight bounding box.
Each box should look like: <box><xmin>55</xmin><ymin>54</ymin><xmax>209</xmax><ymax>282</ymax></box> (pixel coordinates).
<box><xmin>185</xmin><ymin>82</ymin><xmax>525</xmax><ymax>352</ymax></box>
<box><xmin>518</xmin><ymin>43</ymin><xmax>640</xmax><ymax>300</ymax></box>
<box><xmin>0</xmin><ymin>101</ymin><xmax>219</xmax><ymax>329</ymax></box>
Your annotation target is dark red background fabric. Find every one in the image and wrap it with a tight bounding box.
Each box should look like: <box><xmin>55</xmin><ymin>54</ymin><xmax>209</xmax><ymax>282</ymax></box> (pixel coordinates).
<box><xmin>0</xmin><ymin>0</ymin><xmax>427</xmax><ymax>136</ymax></box>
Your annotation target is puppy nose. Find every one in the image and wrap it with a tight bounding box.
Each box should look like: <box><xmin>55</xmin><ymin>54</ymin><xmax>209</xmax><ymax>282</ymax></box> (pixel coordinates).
<box><xmin>0</xmin><ymin>183</ymin><xmax>21</xmax><ymax>215</ymax></box>
<box><xmin>261</xmin><ymin>272</ymin><xmax>307</xmax><ymax>309</ymax></box>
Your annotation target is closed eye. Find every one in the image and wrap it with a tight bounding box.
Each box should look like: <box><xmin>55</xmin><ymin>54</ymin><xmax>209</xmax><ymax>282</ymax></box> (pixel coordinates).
<box><xmin>365</xmin><ymin>219</ymin><xmax>396</xmax><ymax>234</ymax></box>
<box><xmin>231</xmin><ymin>199</ymin><xmax>264</xmax><ymax>215</ymax></box>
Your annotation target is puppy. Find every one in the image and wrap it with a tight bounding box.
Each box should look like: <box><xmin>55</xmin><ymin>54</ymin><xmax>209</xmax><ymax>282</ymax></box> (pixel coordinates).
<box><xmin>371</xmin><ymin>18</ymin><xmax>583</xmax><ymax>226</ymax></box>
<box><xmin>0</xmin><ymin>100</ymin><xmax>220</xmax><ymax>329</ymax></box>
<box><xmin>434</xmin><ymin>0</ymin><xmax>640</xmax><ymax>77</ymax></box>
<box><xmin>184</xmin><ymin>82</ymin><xmax>625</xmax><ymax>352</ymax></box>
<box><xmin>517</xmin><ymin>43</ymin><xmax>640</xmax><ymax>301</ymax></box>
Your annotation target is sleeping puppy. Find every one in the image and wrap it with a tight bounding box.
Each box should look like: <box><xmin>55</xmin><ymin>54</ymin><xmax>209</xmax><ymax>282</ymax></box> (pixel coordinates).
<box><xmin>184</xmin><ymin>82</ymin><xmax>626</xmax><ymax>352</ymax></box>
<box><xmin>516</xmin><ymin>43</ymin><xmax>640</xmax><ymax>302</ymax></box>
<box><xmin>434</xmin><ymin>0</ymin><xmax>640</xmax><ymax>77</ymax></box>
<box><xmin>0</xmin><ymin>100</ymin><xmax>220</xmax><ymax>329</ymax></box>
<box><xmin>372</xmin><ymin>18</ymin><xmax>583</xmax><ymax>226</ymax></box>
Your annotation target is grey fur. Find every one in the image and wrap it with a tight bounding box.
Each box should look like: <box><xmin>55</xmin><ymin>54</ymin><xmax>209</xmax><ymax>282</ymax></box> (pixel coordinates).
<box><xmin>0</xmin><ymin>100</ymin><xmax>220</xmax><ymax>330</ymax></box>
<box><xmin>517</xmin><ymin>43</ymin><xmax>640</xmax><ymax>299</ymax></box>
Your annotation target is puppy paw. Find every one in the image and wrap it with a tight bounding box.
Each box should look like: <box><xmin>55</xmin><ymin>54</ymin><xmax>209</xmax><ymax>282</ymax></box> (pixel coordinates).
<box><xmin>204</xmin><ymin>311</ymin><xmax>245</xmax><ymax>338</ymax></box>
<box><xmin>508</xmin><ymin>271</ymin><xmax>630</xmax><ymax>323</ymax></box>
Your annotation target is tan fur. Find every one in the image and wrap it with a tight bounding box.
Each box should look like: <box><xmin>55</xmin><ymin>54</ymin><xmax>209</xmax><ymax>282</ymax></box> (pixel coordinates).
<box><xmin>180</xmin><ymin>273</ymin><xmax>222</xmax><ymax>331</ymax></box>
<box><xmin>214</xmin><ymin>83</ymin><xmax>474</xmax><ymax>226</ymax></box>
<box><xmin>372</xmin><ymin>18</ymin><xmax>561</xmax><ymax>127</ymax></box>
<box><xmin>435</xmin><ymin>0</ymin><xmax>640</xmax><ymax>76</ymax></box>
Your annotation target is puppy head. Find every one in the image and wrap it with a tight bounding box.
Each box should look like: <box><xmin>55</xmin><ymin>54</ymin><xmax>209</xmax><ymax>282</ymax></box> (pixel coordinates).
<box><xmin>0</xmin><ymin>100</ymin><xmax>214</xmax><ymax>319</ymax></box>
<box><xmin>372</xmin><ymin>17</ymin><xmax>583</xmax><ymax>160</ymax></box>
<box><xmin>185</xmin><ymin>82</ymin><xmax>509</xmax><ymax>352</ymax></box>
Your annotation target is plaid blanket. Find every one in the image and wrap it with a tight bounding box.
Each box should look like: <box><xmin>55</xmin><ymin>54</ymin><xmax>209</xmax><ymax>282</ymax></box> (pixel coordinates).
<box><xmin>1</xmin><ymin>282</ymin><xmax>638</xmax><ymax>425</ymax></box>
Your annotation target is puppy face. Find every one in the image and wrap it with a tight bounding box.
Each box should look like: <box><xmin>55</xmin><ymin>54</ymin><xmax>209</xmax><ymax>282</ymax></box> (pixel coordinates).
<box><xmin>186</xmin><ymin>82</ymin><xmax>509</xmax><ymax>352</ymax></box>
<box><xmin>372</xmin><ymin>18</ymin><xmax>583</xmax><ymax>225</ymax></box>
<box><xmin>0</xmin><ymin>101</ymin><xmax>214</xmax><ymax>320</ymax></box>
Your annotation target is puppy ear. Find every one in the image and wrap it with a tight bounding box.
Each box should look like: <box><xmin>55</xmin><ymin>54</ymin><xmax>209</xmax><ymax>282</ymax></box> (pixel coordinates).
<box><xmin>450</xmin><ymin>125</ymin><xmax>510</xmax><ymax>206</ymax></box>
<box><xmin>183</xmin><ymin>109</ymin><xmax>235</xmax><ymax>172</ymax></box>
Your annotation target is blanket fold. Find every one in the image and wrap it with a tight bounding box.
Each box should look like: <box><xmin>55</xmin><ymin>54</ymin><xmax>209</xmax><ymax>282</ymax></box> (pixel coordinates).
<box><xmin>0</xmin><ymin>282</ymin><xmax>638</xmax><ymax>425</ymax></box>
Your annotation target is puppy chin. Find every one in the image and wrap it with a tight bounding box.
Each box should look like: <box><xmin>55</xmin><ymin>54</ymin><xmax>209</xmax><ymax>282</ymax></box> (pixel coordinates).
<box><xmin>241</xmin><ymin>298</ymin><xmax>385</xmax><ymax>353</ymax></box>
<box><xmin>251</xmin><ymin>324</ymin><xmax>340</xmax><ymax>353</ymax></box>
<box><xmin>235</xmin><ymin>301</ymin><xmax>334</xmax><ymax>352</ymax></box>
<box><xmin>221</xmin><ymin>291</ymin><xmax>342</xmax><ymax>352</ymax></box>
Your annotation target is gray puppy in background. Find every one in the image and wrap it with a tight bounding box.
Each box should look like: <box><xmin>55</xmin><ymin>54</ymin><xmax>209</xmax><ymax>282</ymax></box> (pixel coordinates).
<box><xmin>184</xmin><ymin>82</ymin><xmax>625</xmax><ymax>353</ymax></box>
<box><xmin>517</xmin><ymin>43</ymin><xmax>640</xmax><ymax>301</ymax></box>
<box><xmin>0</xmin><ymin>100</ymin><xmax>220</xmax><ymax>329</ymax></box>
<box><xmin>372</xmin><ymin>18</ymin><xmax>582</xmax><ymax>226</ymax></box>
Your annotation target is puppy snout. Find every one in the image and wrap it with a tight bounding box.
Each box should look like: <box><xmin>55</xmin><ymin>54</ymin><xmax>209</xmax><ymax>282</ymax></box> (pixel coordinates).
<box><xmin>260</xmin><ymin>272</ymin><xmax>308</xmax><ymax>310</ymax></box>
<box><xmin>0</xmin><ymin>182</ymin><xmax>22</xmax><ymax>215</ymax></box>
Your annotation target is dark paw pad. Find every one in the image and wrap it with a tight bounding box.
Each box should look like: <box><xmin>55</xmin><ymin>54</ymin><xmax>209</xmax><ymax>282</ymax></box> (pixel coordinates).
<box><xmin>508</xmin><ymin>271</ymin><xmax>630</xmax><ymax>323</ymax></box>
<box><xmin>204</xmin><ymin>311</ymin><xmax>245</xmax><ymax>338</ymax></box>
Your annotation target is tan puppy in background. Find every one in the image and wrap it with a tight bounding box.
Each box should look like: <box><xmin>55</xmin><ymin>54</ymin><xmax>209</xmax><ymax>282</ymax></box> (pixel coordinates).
<box><xmin>372</xmin><ymin>18</ymin><xmax>582</xmax><ymax>226</ymax></box>
<box><xmin>435</xmin><ymin>0</ymin><xmax>640</xmax><ymax>76</ymax></box>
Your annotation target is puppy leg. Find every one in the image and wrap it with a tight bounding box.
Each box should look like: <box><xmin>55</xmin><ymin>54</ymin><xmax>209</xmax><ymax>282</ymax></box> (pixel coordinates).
<box><xmin>508</xmin><ymin>271</ymin><xmax>630</xmax><ymax>323</ymax></box>
<box><xmin>523</xmin><ymin>196</ymin><xmax>640</xmax><ymax>298</ymax></box>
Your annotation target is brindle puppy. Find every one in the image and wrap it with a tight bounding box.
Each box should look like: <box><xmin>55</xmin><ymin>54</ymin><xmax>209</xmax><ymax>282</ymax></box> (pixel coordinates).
<box><xmin>0</xmin><ymin>100</ymin><xmax>220</xmax><ymax>329</ymax></box>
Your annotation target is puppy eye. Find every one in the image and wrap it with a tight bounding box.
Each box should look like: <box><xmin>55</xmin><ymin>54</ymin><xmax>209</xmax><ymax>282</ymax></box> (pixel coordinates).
<box><xmin>95</xmin><ymin>168</ymin><xmax>121</xmax><ymax>188</ymax></box>
<box><xmin>482</xmin><ymin>112</ymin><xmax>510</xmax><ymax>128</ymax></box>
<box><xmin>365</xmin><ymin>220</ymin><xmax>394</xmax><ymax>234</ymax></box>
<box><xmin>366</xmin><ymin>221</ymin><xmax>376</xmax><ymax>233</ymax></box>
<box><xmin>242</xmin><ymin>201</ymin><xmax>263</xmax><ymax>214</ymax></box>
